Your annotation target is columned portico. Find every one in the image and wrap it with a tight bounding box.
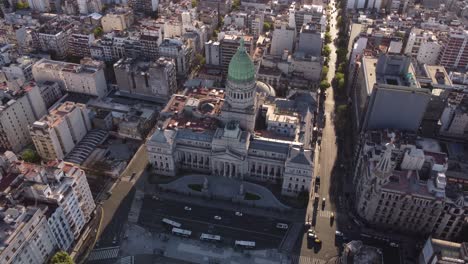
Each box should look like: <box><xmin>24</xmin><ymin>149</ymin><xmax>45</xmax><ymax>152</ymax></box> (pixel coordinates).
<box><xmin>212</xmin><ymin>160</ymin><xmax>242</xmax><ymax>179</ymax></box>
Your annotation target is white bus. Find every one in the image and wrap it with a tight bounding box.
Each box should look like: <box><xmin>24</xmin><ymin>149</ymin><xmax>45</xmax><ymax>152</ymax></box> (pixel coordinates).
<box><xmin>234</xmin><ymin>240</ymin><xmax>256</xmax><ymax>249</ymax></box>
<box><xmin>162</xmin><ymin>218</ymin><xmax>181</xmax><ymax>228</ymax></box>
<box><xmin>172</xmin><ymin>227</ymin><xmax>192</xmax><ymax>237</ymax></box>
<box><xmin>200</xmin><ymin>233</ymin><xmax>222</xmax><ymax>242</ymax></box>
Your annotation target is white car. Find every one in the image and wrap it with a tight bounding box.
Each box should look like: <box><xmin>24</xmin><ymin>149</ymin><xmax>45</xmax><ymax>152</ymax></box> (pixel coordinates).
<box><xmin>235</xmin><ymin>211</ymin><xmax>243</xmax><ymax>216</ymax></box>
<box><xmin>276</xmin><ymin>223</ymin><xmax>289</xmax><ymax>229</ymax></box>
<box><xmin>184</xmin><ymin>206</ymin><xmax>192</xmax><ymax>211</ymax></box>
<box><xmin>214</xmin><ymin>216</ymin><xmax>222</xmax><ymax>220</ymax></box>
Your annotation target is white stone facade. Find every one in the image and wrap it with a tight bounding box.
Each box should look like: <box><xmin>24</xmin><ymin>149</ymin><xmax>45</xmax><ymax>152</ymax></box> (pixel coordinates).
<box><xmin>148</xmin><ymin>126</ymin><xmax>313</xmax><ymax>196</ymax></box>
<box><xmin>32</xmin><ymin>59</ymin><xmax>108</xmax><ymax>98</ymax></box>
<box><xmin>0</xmin><ymin>84</ymin><xmax>47</xmax><ymax>152</ymax></box>
<box><xmin>0</xmin><ymin>206</ymin><xmax>56</xmax><ymax>264</ymax></box>
<box><xmin>354</xmin><ymin>130</ymin><xmax>467</xmax><ymax>240</ymax></box>
<box><xmin>30</xmin><ymin>101</ymin><xmax>91</xmax><ymax>160</ymax></box>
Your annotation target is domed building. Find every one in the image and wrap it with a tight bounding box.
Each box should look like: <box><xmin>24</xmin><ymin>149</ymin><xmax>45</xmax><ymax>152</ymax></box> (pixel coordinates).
<box><xmin>221</xmin><ymin>39</ymin><xmax>259</xmax><ymax>132</ymax></box>
<box><xmin>147</xmin><ymin>37</ymin><xmax>317</xmax><ymax>198</ymax></box>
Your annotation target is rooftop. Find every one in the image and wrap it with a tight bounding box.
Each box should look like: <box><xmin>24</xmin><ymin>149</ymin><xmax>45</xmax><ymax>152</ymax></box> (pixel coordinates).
<box><xmin>162</xmin><ymin>87</ymin><xmax>225</xmax><ymax>119</ymax></box>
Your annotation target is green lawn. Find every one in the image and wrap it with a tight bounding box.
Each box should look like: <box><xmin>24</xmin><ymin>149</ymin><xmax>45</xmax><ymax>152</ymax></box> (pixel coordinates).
<box><xmin>244</xmin><ymin>192</ymin><xmax>261</xmax><ymax>200</ymax></box>
<box><xmin>188</xmin><ymin>184</ymin><xmax>202</xmax><ymax>192</ymax></box>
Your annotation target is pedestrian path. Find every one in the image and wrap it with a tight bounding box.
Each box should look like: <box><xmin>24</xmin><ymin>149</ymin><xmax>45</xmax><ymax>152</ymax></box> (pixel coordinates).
<box><xmin>290</xmin><ymin>255</ymin><xmax>326</xmax><ymax>264</ymax></box>
<box><xmin>318</xmin><ymin>210</ymin><xmax>334</xmax><ymax>218</ymax></box>
<box><xmin>88</xmin><ymin>246</ymin><xmax>120</xmax><ymax>261</ymax></box>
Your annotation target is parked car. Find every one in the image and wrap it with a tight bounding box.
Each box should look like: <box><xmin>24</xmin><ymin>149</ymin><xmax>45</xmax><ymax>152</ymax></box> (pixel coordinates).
<box><xmin>184</xmin><ymin>206</ymin><xmax>192</xmax><ymax>211</ymax></box>
<box><xmin>307</xmin><ymin>229</ymin><xmax>316</xmax><ymax>239</ymax></box>
<box><xmin>214</xmin><ymin>215</ymin><xmax>222</xmax><ymax>220</ymax></box>
<box><xmin>235</xmin><ymin>211</ymin><xmax>243</xmax><ymax>216</ymax></box>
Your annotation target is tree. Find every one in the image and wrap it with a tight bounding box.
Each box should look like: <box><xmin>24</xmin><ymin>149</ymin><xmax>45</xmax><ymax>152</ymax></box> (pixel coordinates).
<box><xmin>50</xmin><ymin>251</ymin><xmax>74</xmax><ymax>264</ymax></box>
<box><xmin>336</xmin><ymin>16</ymin><xmax>343</xmax><ymax>28</ymax></box>
<box><xmin>338</xmin><ymin>77</ymin><xmax>345</xmax><ymax>90</ymax></box>
<box><xmin>263</xmin><ymin>22</ymin><xmax>272</xmax><ymax>32</ymax></box>
<box><xmin>22</xmin><ymin>149</ymin><xmax>40</xmax><ymax>163</ymax></box>
<box><xmin>337</xmin><ymin>62</ymin><xmax>347</xmax><ymax>73</ymax></box>
<box><xmin>321</xmin><ymin>66</ymin><xmax>329</xmax><ymax>80</ymax></box>
<box><xmin>336</xmin><ymin>48</ymin><xmax>347</xmax><ymax>63</ymax></box>
<box><xmin>191</xmin><ymin>0</ymin><xmax>198</xmax><ymax>8</ymax></box>
<box><xmin>324</xmin><ymin>32</ymin><xmax>332</xmax><ymax>44</ymax></box>
<box><xmin>320</xmin><ymin>80</ymin><xmax>331</xmax><ymax>90</ymax></box>
<box><xmin>194</xmin><ymin>54</ymin><xmax>205</xmax><ymax>69</ymax></box>
<box><xmin>231</xmin><ymin>0</ymin><xmax>240</xmax><ymax>11</ymax></box>
<box><xmin>93</xmin><ymin>27</ymin><xmax>103</xmax><ymax>38</ymax></box>
<box><xmin>212</xmin><ymin>29</ymin><xmax>219</xmax><ymax>40</ymax></box>
<box><xmin>322</xmin><ymin>45</ymin><xmax>331</xmax><ymax>57</ymax></box>
<box><xmin>16</xmin><ymin>1</ymin><xmax>29</xmax><ymax>9</ymax></box>
<box><xmin>335</xmin><ymin>72</ymin><xmax>345</xmax><ymax>81</ymax></box>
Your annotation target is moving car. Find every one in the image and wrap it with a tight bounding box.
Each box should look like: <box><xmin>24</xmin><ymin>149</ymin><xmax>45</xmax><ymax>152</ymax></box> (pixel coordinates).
<box><xmin>235</xmin><ymin>211</ymin><xmax>243</xmax><ymax>216</ymax></box>
<box><xmin>214</xmin><ymin>215</ymin><xmax>222</xmax><ymax>220</ymax></box>
<box><xmin>322</xmin><ymin>198</ymin><xmax>326</xmax><ymax>209</ymax></box>
<box><xmin>276</xmin><ymin>223</ymin><xmax>289</xmax><ymax>229</ymax></box>
<box><xmin>184</xmin><ymin>206</ymin><xmax>192</xmax><ymax>211</ymax></box>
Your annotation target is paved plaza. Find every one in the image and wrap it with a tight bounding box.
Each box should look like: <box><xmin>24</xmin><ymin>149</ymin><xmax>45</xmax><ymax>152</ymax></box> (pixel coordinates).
<box><xmin>160</xmin><ymin>174</ymin><xmax>290</xmax><ymax>210</ymax></box>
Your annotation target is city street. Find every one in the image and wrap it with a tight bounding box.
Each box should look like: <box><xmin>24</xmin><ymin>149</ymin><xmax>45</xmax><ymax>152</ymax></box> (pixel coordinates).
<box><xmin>296</xmin><ymin>0</ymin><xmax>347</xmax><ymax>260</ymax></box>
<box><xmin>82</xmin><ymin>144</ymin><xmax>149</xmax><ymax>262</ymax></box>
<box><xmin>138</xmin><ymin>195</ymin><xmax>289</xmax><ymax>249</ymax></box>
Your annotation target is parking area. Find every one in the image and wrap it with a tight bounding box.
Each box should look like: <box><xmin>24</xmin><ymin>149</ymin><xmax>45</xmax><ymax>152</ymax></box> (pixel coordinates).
<box><xmin>138</xmin><ymin>195</ymin><xmax>290</xmax><ymax>249</ymax></box>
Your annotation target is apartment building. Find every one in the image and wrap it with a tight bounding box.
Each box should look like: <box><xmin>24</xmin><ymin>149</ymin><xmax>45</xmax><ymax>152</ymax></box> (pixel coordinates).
<box><xmin>218</xmin><ymin>34</ymin><xmax>253</xmax><ymax>75</ymax></box>
<box><xmin>270</xmin><ymin>20</ymin><xmax>296</xmax><ymax>57</ymax></box>
<box><xmin>354</xmin><ymin>130</ymin><xmax>467</xmax><ymax>241</ymax></box>
<box><xmin>1</xmin><ymin>56</ymin><xmax>37</xmax><ymax>83</ymax></box>
<box><xmin>114</xmin><ymin>57</ymin><xmax>177</xmax><ymax>101</ymax></box>
<box><xmin>419</xmin><ymin>237</ymin><xmax>468</xmax><ymax>264</ymax></box>
<box><xmin>68</xmin><ymin>25</ymin><xmax>96</xmax><ymax>58</ymax></box>
<box><xmin>31</xmin><ymin>18</ymin><xmax>74</xmax><ymax>59</ymax></box>
<box><xmin>438</xmin><ymin>30</ymin><xmax>468</xmax><ymax>70</ymax></box>
<box><xmin>32</xmin><ymin>58</ymin><xmax>107</xmax><ymax>98</ymax></box>
<box><xmin>37</xmin><ymin>81</ymin><xmax>63</xmax><ymax>108</ymax></box>
<box><xmin>0</xmin><ymin>206</ymin><xmax>56</xmax><ymax>264</ymax></box>
<box><xmin>158</xmin><ymin>38</ymin><xmax>192</xmax><ymax>77</ymax></box>
<box><xmin>0</xmin><ymin>152</ymin><xmax>95</xmax><ymax>239</ymax></box>
<box><xmin>0</xmin><ymin>83</ymin><xmax>47</xmax><ymax>152</ymax></box>
<box><xmin>350</xmin><ymin>54</ymin><xmax>431</xmax><ymax>133</ymax></box>
<box><xmin>404</xmin><ymin>28</ymin><xmax>442</xmax><ymax>65</ymax></box>
<box><xmin>101</xmin><ymin>8</ymin><xmax>134</xmax><ymax>33</ymax></box>
<box><xmin>30</xmin><ymin>101</ymin><xmax>91</xmax><ymax>160</ymax></box>
<box><xmin>27</xmin><ymin>0</ymin><xmax>51</xmax><ymax>12</ymax></box>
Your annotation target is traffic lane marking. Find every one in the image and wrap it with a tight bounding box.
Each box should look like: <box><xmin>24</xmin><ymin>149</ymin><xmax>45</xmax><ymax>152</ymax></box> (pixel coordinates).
<box><xmin>144</xmin><ymin>212</ymin><xmax>284</xmax><ymax>239</ymax></box>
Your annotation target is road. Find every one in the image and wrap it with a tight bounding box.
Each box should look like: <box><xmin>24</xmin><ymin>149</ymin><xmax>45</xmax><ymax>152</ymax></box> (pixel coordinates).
<box><xmin>297</xmin><ymin>0</ymin><xmax>344</xmax><ymax>260</ymax></box>
<box><xmin>138</xmin><ymin>195</ymin><xmax>289</xmax><ymax>249</ymax></box>
<box><xmin>91</xmin><ymin>144</ymin><xmax>149</xmax><ymax>250</ymax></box>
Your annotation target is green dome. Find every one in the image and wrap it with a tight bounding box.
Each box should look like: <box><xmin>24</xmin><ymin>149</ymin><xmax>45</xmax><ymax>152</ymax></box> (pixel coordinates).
<box><xmin>227</xmin><ymin>39</ymin><xmax>255</xmax><ymax>83</ymax></box>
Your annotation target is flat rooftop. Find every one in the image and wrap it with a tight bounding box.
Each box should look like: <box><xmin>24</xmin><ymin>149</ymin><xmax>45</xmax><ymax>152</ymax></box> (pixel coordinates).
<box><xmin>162</xmin><ymin>87</ymin><xmax>225</xmax><ymax>117</ymax></box>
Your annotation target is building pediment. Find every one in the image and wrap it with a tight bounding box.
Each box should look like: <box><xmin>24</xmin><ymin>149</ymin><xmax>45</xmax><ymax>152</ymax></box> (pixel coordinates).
<box><xmin>212</xmin><ymin>148</ymin><xmax>245</xmax><ymax>161</ymax></box>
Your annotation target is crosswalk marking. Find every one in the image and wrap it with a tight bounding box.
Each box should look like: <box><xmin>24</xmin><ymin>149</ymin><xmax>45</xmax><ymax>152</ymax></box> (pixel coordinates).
<box><xmin>318</xmin><ymin>210</ymin><xmax>334</xmax><ymax>218</ymax></box>
<box><xmin>88</xmin><ymin>246</ymin><xmax>120</xmax><ymax>261</ymax></box>
<box><xmin>290</xmin><ymin>255</ymin><xmax>326</xmax><ymax>264</ymax></box>
<box><xmin>119</xmin><ymin>256</ymin><xmax>134</xmax><ymax>264</ymax></box>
